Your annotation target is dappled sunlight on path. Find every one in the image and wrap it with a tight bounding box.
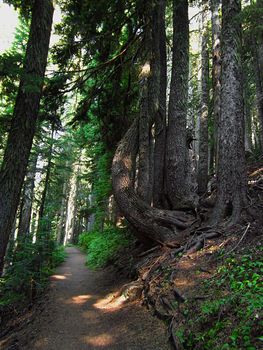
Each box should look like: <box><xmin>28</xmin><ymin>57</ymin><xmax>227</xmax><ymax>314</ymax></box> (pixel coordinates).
<box><xmin>24</xmin><ymin>247</ymin><xmax>170</xmax><ymax>350</ymax></box>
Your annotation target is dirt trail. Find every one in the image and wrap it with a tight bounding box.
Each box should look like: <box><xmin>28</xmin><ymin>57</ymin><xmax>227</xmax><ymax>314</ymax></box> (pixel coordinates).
<box><xmin>22</xmin><ymin>247</ymin><xmax>170</xmax><ymax>350</ymax></box>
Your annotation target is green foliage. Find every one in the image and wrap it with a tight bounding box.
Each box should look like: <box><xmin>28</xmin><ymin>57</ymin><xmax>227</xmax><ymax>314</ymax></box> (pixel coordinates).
<box><xmin>0</xmin><ymin>237</ymin><xmax>66</xmax><ymax>307</ymax></box>
<box><xmin>0</xmin><ymin>16</ymin><xmax>29</xmax><ymax>146</ymax></box>
<box><xmin>78</xmin><ymin>227</ymin><xmax>134</xmax><ymax>269</ymax></box>
<box><xmin>175</xmin><ymin>250</ymin><xmax>263</xmax><ymax>350</ymax></box>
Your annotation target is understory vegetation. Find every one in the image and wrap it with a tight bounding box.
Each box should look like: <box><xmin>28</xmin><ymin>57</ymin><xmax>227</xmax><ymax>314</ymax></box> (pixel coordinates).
<box><xmin>78</xmin><ymin>227</ymin><xmax>135</xmax><ymax>269</ymax></box>
<box><xmin>174</xmin><ymin>249</ymin><xmax>263</xmax><ymax>350</ymax></box>
<box><xmin>0</xmin><ymin>238</ymin><xmax>65</xmax><ymax>308</ymax></box>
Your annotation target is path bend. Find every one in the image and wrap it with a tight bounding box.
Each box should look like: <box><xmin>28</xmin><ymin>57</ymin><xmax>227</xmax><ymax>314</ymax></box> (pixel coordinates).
<box><xmin>23</xmin><ymin>247</ymin><xmax>170</xmax><ymax>350</ymax></box>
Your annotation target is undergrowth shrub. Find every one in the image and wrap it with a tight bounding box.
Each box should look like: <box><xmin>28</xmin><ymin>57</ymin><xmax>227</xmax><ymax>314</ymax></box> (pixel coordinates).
<box><xmin>175</xmin><ymin>248</ymin><xmax>263</xmax><ymax>350</ymax></box>
<box><xmin>78</xmin><ymin>227</ymin><xmax>134</xmax><ymax>269</ymax></box>
<box><xmin>0</xmin><ymin>236</ymin><xmax>66</xmax><ymax>307</ymax></box>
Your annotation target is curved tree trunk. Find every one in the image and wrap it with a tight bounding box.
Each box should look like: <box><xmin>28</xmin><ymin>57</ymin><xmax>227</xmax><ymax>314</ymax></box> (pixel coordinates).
<box><xmin>112</xmin><ymin>119</ymin><xmax>190</xmax><ymax>244</ymax></box>
<box><xmin>0</xmin><ymin>0</ymin><xmax>54</xmax><ymax>275</ymax></box>
<box><xmin>211</xmin><ymin>0</ymin><xmax>247</xmax><ymax>226</ymax></box>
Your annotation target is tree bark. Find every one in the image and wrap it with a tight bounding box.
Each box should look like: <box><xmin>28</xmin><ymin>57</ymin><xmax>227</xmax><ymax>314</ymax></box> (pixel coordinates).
<box><xmin>63</xmin><ymin>160</ymin><xmax>80</xmax><ymax>245</ymax></box>
<box><xmin>137</xmin><ymin>72</ymin><xmax>151</xmax><ymax>202</ymax></box>
<box><xmin>37</xmin><ymin>127</ymin><xmax>54</xmax><ymax>236</ymax></box>
<box><xmin>244</xmin><ymin>101</ymin><xmax>253</xmax><ymax>154</ymax></box>
<box><xmin>211</xmin><ymin>0</ymin><xmax>247</xmax><ymax>225</ymax></box>
<box><xmin>197</xmin><ymin>0</ymin><xmax>209</xmax><ymax>195</ymax></box>
<box><xmin>0</xmin><ymin>0</ymin><xmax>54</xmax><ymax>275</ymax></box>
<box><xmin>211</xmin><ymin>0</ymin><xmax>221</xmax><ymax>171</ymax></box>
<box><xmin>137</xmin><ymin>1</ymin><xmax>165</xmax><ymax>205</ymax></box>
<box><xmin>112</xmin><ymin>119</ymin><xmax>191</xmax><ymax>244</ymax></box>
<box><xmin>253</xmin><ymin>0</ymin><xmax>263</xmax><ymax>156</ymax></box>
<box><xmin>243</xmin><ymin>64</ymin><xmax>253</xmax><ymax>154</ymax></box>
<box><xmin>166</xmin><ymin>0</ymin><xmax>192</xmax><ymax>209</ymax></box>
<box><xmin>56</xmin><ymin>181</ymin><xmax>68</xmax><ymax>244</ymax></box>
<box><xmin>197</xmin><ymin>1</ymin><xmax>209</xmax><ymax>195</ymax></box>
<box><xmin>17</xmin><ymin>150</ymin><xmax>38</xmax><ymax>238</ymax></box>
<box><xmin>253</xmin><ymin>38</ymin><xmax>263</xmax><ymax>154</ymax></box>
<box><xmin>153</xmin><ymin>0</ymin><xmax>167</xmax><ymax>208</ymax></box>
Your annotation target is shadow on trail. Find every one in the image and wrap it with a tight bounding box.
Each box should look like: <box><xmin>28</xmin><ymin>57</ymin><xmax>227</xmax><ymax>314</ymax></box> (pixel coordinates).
<box><xmin>27</xmin><ymin>247</ymin><xmax>170</xmax><ymax>350</ymax></box>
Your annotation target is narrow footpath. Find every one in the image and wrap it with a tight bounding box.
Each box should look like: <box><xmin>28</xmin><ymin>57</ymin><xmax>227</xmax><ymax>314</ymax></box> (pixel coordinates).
<box><xmin>22</xmin><ymin>247</ymin><xmax>170</xmax><ymax>350</ymax></box>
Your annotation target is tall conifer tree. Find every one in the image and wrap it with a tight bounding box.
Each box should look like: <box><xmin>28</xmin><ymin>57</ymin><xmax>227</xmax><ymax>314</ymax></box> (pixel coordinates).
<box><xmin>0</xmin><ymin>0</ymin><xmax>54</xmax><ymax>274</ymax></box>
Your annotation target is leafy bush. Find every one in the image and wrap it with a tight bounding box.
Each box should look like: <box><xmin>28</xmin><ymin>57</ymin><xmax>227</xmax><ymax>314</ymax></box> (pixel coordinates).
<box><xmin>78</xmin><ymin>231</ymin><xmax>99</xmax><ymax>251</ymax></box>
<box><xmin>50</xmin><ymin>244</ymin><xmax>66</xmax><ymax>268</ymax></box>
<box><xmin>0</xmin><ymin>237</ymin><xmax>66</xmax><ymax>307</ymax></box>
<box><xmin>78</xmin><ymin>227</ymin><xmax>134</xmax><ymax>269</ymax></box>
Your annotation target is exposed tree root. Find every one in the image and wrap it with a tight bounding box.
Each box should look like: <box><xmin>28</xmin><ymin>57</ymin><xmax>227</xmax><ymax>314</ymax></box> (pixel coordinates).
<box><xmin>134</xmin><ymin>227</ymin><xmax>223</xmax><ymax>349</ymax></box>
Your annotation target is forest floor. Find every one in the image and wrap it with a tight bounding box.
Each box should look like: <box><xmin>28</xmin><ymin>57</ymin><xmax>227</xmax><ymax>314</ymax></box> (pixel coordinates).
<box><xmin>0</xmin><ymin>247</ymin><xmax>171</xmax><ymax>350</ymax></box>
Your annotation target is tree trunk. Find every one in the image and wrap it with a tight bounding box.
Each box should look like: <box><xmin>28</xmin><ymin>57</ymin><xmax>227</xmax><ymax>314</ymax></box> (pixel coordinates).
<box><xmin>37</xmin><ymin>127</ymin><xmax>54</xmax><ymax>236</ymax></box>
<box><xmin>243</xmin><ymin>72</ymin><xmax>253</xmax><ymax>154</ymax></box>
<box><xmin>112</xmin><ymin>119</ymin><xmax>191</xmax><ymax>244</ymax></box>
<box><xmin>254</xmin><ymin>43</ymin><xmax>263</xmax><ymax>154</ymax></box>
<box><xmin>63</xmin><ymin>161</ymin><xmax>80</xmax><ymax>246</ymax></box>
<box><xmin>137</xmin><ymin>1</ymin><xmax>164</xmax><ymax>205</ymax></box>
<box><xmin>197</xmin><ymin>0</ymin><xmax>209</xmax><ymax>195</ymax></box>
<box><xmin>87</xmin><ymin>194</ymin><xmax>96</xmax><ymax>232</ymax></box>
<box><xmin>211</xmin><ymin>0</ymin><xmax>247</xmax><ymax>225</ymax></box>
<box><xmin>166</xmin><ymin>0</ymin><xmax>192</xmax><ymax>209</ymax></box>
<box><xmin>153</xmin><ymin>0</ymin><xmax>167</xmax><ymax>208</ymax></box>
<box><xmin>56</xmin><ymin>181</ymin><xmax>68</xmax><ymax>244</ymax></box>
<box><xmin>211</xmin><ymin>0</ymin><xmax>221</xmax><ymax>171</ymax></box>
<box><xmin>255</xmin><ymin>0</ymin><xmax>263</xmax><ymax>153</ymax></box>
<box><xmin>17</xmin><ymin>150</ymin><xmax>38</xmax><ymax>238</ymax></box>
<box><xmin>244</xmin><ymin>105</ymin><xmax>253</xmax><ymax>154</ymax></box>
<box><xmin>137</xmin><ymin>72</ymin><xmax>151</xmax><ymax>202</ymax></box>
<box><xmin>0</xmin><ymin>0</ymin><xmax>54</xmax><ymax>275</ymax></box>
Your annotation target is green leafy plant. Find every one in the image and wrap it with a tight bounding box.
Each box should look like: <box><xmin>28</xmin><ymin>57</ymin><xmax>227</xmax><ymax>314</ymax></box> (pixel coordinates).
<box><xmin>78</xmin><ymin>227</ymin><xmax>134</xmax><ymax>269</ymax></box>
<box><xmin>174</xmin><ymin>249</ymin><xmax>263</xmax><ymax>350</ymax></box>
<box><xmin>0</xmin><ymin>237</ymin><xmax>66</xmax><ymax>307</ymax></box>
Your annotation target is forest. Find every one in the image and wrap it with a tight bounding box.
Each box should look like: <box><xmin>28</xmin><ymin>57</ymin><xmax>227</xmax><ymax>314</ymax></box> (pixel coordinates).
<box><xmin>0</xmin><ymin>0</ymin><xmax>262</xmax><ymax>349</ymax></box>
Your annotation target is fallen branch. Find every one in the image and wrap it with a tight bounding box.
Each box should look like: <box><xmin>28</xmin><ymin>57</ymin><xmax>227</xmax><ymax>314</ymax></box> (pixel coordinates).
<box><xmin>224</xmin><ymin>223</ymin><xmax>251</xmax><ymax>256</ymax></box>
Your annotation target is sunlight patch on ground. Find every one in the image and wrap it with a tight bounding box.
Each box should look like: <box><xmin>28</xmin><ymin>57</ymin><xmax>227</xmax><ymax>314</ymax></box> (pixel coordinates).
<box><xmin>93</xmin><ymin>292</ymin><xmax>127</xmax><ymax>311</ymax></box>
<box><xmin>83</xmin><ymin>333</ymin><xmax>114</xmax><ymax>347</ymax></box>
<box><xmin>50</xmin><ymin>274</ymin><xmax>67</xmax><ymax>280</ymax></box>
<box><xmin>71</xmin><ymin>295</ymin><xmax>92</xmax><ymax>304</ymax></box>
